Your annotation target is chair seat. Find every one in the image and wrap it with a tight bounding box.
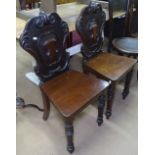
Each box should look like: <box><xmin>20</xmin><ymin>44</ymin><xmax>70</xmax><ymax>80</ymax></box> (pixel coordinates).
<box><xmin>112</xmin><ymin>37</ymin><xmax>138</xmax><ymax>55</ymax></box>
<box><xmin>85</xmin><ymin>53</ymin><xmax>137</xmax><ymax>81</ymax></box>
<box><xmin>41</xmin><ymin>70</ymin><xmax>109</xmax><ymax>118</ymax></box>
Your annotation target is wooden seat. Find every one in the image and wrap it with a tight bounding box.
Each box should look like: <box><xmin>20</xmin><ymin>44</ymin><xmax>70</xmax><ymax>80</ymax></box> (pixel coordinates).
<box><xmin>76</xmin><ymin>2</ymin><xmax>137</xmax><ymax>119</ymax></box>
<box><xmin>20</xmin><ymin>12</ymin><xmax>109</xmax><ymax>153</ymax></box>
<box><xmin>41</xmin><ymin>70</ymin><xmax>109</xmax><ymax>117</ymax></box>
<box><xmin>85</xmin><ymin>52</ymin><xmax>136</xmax><ymax>81</ymax></box>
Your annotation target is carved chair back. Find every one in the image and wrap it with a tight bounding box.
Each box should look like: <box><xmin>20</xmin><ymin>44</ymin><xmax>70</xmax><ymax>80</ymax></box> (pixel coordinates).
<box><xmin>76</xmin><ymin>2</ymin><xmax>106</xmax><ymax>59</ymax></box>
<box><xmin>20</xmin><ymin>13</ymin><xmax>70</xmax><ymax>82</ymax></box>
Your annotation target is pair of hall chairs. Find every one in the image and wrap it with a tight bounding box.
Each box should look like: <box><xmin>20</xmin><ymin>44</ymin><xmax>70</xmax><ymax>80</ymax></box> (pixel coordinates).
<box><xmin>19</xmin><ymin>2</ymin><xmax>137</xmax><ymax>153</ymax></box>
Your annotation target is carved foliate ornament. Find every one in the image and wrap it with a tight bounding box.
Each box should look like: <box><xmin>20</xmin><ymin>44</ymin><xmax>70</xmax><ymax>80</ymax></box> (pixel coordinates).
<box><xmin>20</xmin><ymin>13</ymin><xmax>70</xmax><ymax>82</ymax></box>
<box><xmin>76</xmin><ymin>2</ymin><xmax>106</xmax><ymax>59</ymax></box>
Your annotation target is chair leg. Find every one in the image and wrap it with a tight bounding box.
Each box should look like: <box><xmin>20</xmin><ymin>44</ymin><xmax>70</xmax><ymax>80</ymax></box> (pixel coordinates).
<box><xmin>122</xmin><ymin>69</ymin><xmax>134</xmax><ymax>99</ymax></box>
<box><xmin>40</xmin><ymin>89</ymin><xmax>50</xmax><ymax>121</ymax></box>
<box><xmin>106</xmin><ymin>82</ymin><xmax>115</xmax><ymax>119</ymax></box>
<box><xmin>65</xmin><ymin>118</ymin><xmax>75</xmax><ymax>153</ymax></box>
<box><xmin>97</xmin><ymin>94</ymin><xmax>106</xmax><ymax>126</ymax></box>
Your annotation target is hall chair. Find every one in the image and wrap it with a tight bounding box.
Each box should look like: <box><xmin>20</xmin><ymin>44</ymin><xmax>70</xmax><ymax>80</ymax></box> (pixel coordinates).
<box><xmin>76</xmin><ymin>2</ymin><xmax>137</xmax><ymax>119</ymax></box>
<box><xmin>19</xmin><ymin>12</ymin><xmax>110</xmax><ymax>153</ymax></box>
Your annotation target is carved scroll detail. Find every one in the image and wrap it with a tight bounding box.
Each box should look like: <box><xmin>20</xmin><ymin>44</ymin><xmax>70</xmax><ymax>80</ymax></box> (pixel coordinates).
<box><xmin>20</xmin><ymin>13</ymin><xmax>70</xmax><ymax>82</ymax></box>
<box><xmin>76</xmin><ymin>2</ymin><xmax>106</xmax><ymax>59</ymax></box>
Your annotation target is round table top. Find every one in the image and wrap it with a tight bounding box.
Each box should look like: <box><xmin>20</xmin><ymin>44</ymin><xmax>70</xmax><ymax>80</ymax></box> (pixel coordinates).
<box><xmin>112</xmin><ymin>37</ymin><xmax>138</xmax><ymax>55</ymax></box>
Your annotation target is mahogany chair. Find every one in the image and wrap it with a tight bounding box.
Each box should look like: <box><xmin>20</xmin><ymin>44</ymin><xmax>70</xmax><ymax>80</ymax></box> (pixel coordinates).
<box><xmin>19</xmin><ymin>12</ymin><xmax>109</xmax><ymax>153</ymax></box>
<box><xmin>108</xmin><ymin>0</ymin><xmax>138</xmax><ymax>58</ymax></box>
<box><xmin>76</xmin><ymin>2</ymin><xmax>137</xmax><ymax>119</ymax></box>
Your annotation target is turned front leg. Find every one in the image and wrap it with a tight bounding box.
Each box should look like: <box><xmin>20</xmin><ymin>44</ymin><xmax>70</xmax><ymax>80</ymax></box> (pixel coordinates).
<box><xmin>40</xmin><ymin>89</ymin><xmax>50</xmax><ymax>121</ymax></box>
<box><xmin>65</xmin><ymin>118</ymin><xmax>74</xmax><ymax>153</ymax></box>
<box><xmin>122</xmin><ymin>69</ymin><xmax>134</xmax><ymax>99</ymax></box>
<box><xmin>106</xmin><ymin>82</ymin><xmax>116</xmax><ymax>119</ymax></box>
<box><xmin>97</xmin><ymin>94</ymin><xmax>106</xmax><ymax>126</ymax></box>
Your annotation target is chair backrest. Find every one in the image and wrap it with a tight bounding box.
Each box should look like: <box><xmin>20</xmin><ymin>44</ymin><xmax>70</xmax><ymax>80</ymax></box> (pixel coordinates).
<box><xmin>76</xmin><ymin>2</ymin><xmax>106</xmax><ymax>59</ymax></box>
<box><xmin>20</xmin><ymin>13</ymin><xmax>70</xmax><ymax>82</ymax></box>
